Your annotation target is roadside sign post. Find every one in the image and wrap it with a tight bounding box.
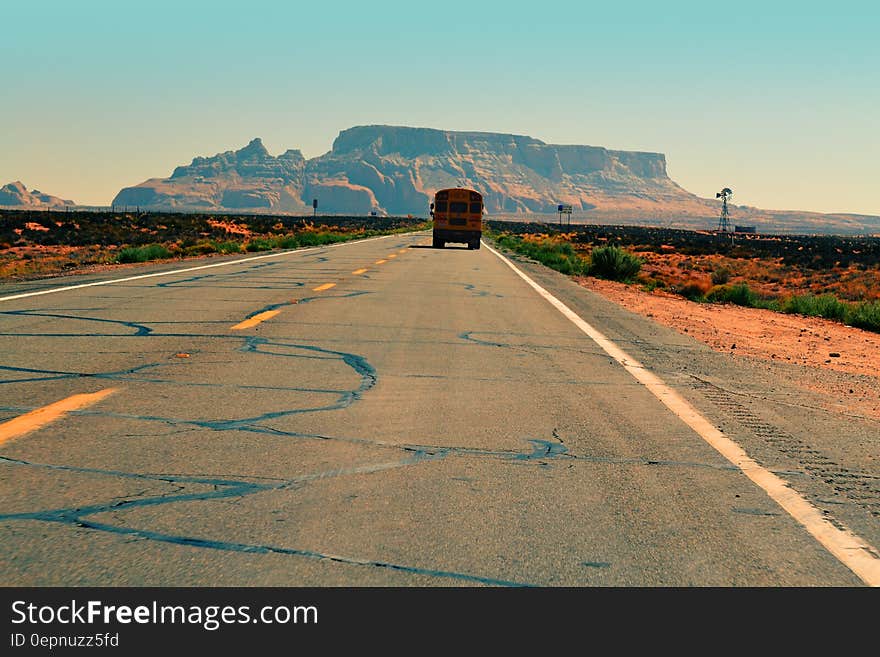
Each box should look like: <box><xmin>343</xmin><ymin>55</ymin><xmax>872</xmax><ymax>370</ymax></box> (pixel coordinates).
<box><xmin>557</xmin><ymin>204</ymin><xmax>572</xmax><ymax>228</ymax></box>
<box><xmin>312</xmin><ymin>198</ymin><xmax>317</xmax><ymax>219</ymax></box>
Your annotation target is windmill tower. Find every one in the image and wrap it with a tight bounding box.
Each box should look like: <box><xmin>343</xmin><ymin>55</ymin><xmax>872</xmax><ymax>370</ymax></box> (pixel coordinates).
<box><xmin>715</xmin><ymin>187</ymin><xmax>732</xmax><ymax>232</ymax></box>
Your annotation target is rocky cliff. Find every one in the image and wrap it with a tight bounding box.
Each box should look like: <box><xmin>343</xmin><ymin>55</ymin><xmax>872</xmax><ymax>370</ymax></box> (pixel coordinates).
<box><xmin>0</xmin><ymin>181</ymin><xmax>75</xmax><ymax>208</ymax></box>
<box><xmin>113</xmin><ymin>138</ymin><xmax>309</xmax><ymax>213</ymax></box>
<box><xmin>113</xmin><ymin>126</ymin><xmax>716</xmax><ymax>217</ymax></box>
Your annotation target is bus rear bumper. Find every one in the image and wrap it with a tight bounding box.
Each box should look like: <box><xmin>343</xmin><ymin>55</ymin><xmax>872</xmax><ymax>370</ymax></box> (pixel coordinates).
<box><xmin>433</xmin><ymin>229</ymin><xmax>481</xmax><ymax>244</ymax></box>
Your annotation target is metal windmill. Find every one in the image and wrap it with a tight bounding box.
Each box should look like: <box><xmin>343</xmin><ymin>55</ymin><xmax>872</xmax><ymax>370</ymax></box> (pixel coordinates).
<box><xmin>715</xmin><ymin>187</ymin><xmax>733</xmax><ymax>232</ymax></box>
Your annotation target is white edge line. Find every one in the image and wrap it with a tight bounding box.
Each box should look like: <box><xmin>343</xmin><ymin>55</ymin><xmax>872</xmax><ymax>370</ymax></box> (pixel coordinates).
<box><xmin>484</xmin><ymin>240</ymin><xmax>880</xmax><ymax>587</ymax></box>
<box><xmin>0</xmin><ymin>232</ymin><xmax>416</xmax><ymax>303</ymax></box>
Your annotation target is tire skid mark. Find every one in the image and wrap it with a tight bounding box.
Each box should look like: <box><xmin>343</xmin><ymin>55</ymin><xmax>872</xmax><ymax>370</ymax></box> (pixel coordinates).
<box><xmin>694</xmin><ymin>378</ymin><xmax>880</xmax><ymax>518</ymax></box>
<box><xmin>0</xmin><ymin>453</ymin><xmax>530</xmax><ymax>587</ymax></box>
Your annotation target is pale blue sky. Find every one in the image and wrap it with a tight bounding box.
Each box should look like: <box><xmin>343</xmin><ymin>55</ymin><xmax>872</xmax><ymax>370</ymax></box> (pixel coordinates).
<box><xmin>2</xmin><ymin>0</ymin><xmax>878</xmax><ymax>214</ymax></box>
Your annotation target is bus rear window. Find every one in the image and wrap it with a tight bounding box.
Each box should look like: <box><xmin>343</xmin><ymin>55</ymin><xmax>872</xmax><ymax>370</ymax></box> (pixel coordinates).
<box><xmin>470</xmin><ymin>202</ymin><xmax>482</xmax><ymax>213</ymax></box>
<box><xmin>449</xmin><ymin>201</ymin><xmax>468</xmax><ymax>213</ymax></box>
<box><xmin>435</xmin><ymin>201</ymin><xmax>448</xmax><ymax>212</ymax></box>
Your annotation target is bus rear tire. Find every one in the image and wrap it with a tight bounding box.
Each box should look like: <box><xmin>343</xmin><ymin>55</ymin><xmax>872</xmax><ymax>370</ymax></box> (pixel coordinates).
<box><xmin>468</xmin><ymin>239</ymin><xmax>480</xmax><ymax>250</ymax></box>
<box><xmin>433</xmin><ymin>238</ymin><xmax>444</xmax><ymax>249</ymax></box>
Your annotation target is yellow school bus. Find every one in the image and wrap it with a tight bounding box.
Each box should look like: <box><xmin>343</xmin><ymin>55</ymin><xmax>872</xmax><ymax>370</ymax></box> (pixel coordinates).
<box><xmin>430</xmin><ymin>188</ymin><xmax>483</xmax><ymax>250</ymax></box>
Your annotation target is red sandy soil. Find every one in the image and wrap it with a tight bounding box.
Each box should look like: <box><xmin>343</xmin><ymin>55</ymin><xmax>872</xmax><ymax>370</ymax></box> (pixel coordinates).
<box><xmin>577</xmin><ymin>277</ymin><xmax>880</xmax><ymax>419</ymax></box>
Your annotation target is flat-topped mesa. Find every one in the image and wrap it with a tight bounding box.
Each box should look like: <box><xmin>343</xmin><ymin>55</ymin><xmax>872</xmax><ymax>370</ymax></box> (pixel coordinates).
<box><xmin>311</xmin><ymin>125</ymin><xmax>680</xmax><ymax>214</ymax></box>
<box><xmin>112</xmin><ymin>125</ymin><xmax>697</xmax><ymax>216</ymax></box>
<box><xmin>332</xmin><ymin>125</ymin><xmax>455</xmax><ymax>158</ymax></box>
<box><xmin>553</xmin><ymin>144</ymin><xmax>668</xmax><ymax>179</ymax></box>
<box><xmin>330</xmin><ymin>125</ymin><xmax>667</xmax><ymax>179</ymax></box>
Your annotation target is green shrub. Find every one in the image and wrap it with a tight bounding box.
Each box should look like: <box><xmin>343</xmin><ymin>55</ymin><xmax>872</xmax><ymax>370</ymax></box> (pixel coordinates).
<box><xmin>116</xmin><ymin>243</ymin><xmax>173</xmax><ymax>263</ymax></box>
<box><xmin>245</xmin><ymin>232</ymin><xmax>348</xmax><ymax>253</ymax></box>
<box><xmin>707</xmin><ymin>283</ymin><xmax>758</xmax><ymax>307</ymax></box>
<box><xmin>211</xmin><ymin>240</ymin><xmax>243</xmax><ymax>254</ymax></box>
<box><xmin>677</xmin><ymin>281</ymin><xmax>708</xmax><ymax>301</ymax></box>
<box><xmin>710</xmin><ymin>267</ymin><xmax>731</xmax><ymax>286</ymax></box>
<box><xmin>845</xmin><ymin>301</ymin><xmax>880</xmax><ymax>332</ymax></box>
<box><xmin>494</xmin><ymin>234</ymin><xmax>588</xmax><ymax>275</ymax></box>
<box><xmin>781</xmin><ymin>294</ymin><xmax>848</xmax><ymax>321</ymax></box>
<box><xmin>183</xmin><ymin>241</ymin><xmax>218</xmax><ymax>255</ymax></box>
<box><xmin>589</xmin><ymin>245</ymin><xmax>642</xmax><ymax>282</ymax></box>
<box><xmin>245</xmin><ymin>238</ymin><xmax>275</xmax><ymax>252</ymax></box>
<box><xmin>297</xmin><ymin>231</ymin><xmax>345</xmax><ymax>247</ymax></box>
<box><xmin>276</xmin><ymin>235</ymin><xmax>300</xmax><ymax>249</ymax></box>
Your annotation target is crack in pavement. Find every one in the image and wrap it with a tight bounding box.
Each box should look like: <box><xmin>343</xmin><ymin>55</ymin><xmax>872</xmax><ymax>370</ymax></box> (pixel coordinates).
<box><xmin>0</xmin><ymin>282</ymin><xmax>779</xmax><ymax>585</ymax></box>
<box><xmin>0</xmin><ymin>453</ymin><xmax>530</xmax><ymax>587</ymax></box>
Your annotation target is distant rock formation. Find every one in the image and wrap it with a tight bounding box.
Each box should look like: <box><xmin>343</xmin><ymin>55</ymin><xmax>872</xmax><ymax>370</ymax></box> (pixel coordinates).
<box><xmin>113</xmin><ymin>138</ymin><xmax>309</xmax><ymax>213</ymax></box>
<box><xmin>112</xmin><ymin>126</ymin><xmax>716</xmax><ymax>217</ymax></box>
<box><xmin>311</xmin><ymin>125</ymin><xmax>700</xmax><ymax>215</ymax></box>
<box><xmin>108</xmin><ymin>126</ymin><xmax>880</xmax><ymax>234</ymax></box>
<box><xmin>0</xmin><ymin>181</ymin><xmax>75</xmax><ymax>208</ymax></box>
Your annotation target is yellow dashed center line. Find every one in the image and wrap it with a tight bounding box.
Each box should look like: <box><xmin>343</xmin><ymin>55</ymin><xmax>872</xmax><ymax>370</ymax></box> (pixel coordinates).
<box><xmin>387</xmin><ymin>254</ymin><xmax>397</xmax><ymax>259</ymax></box>
<box><xmin>375</xmin><ymin>259</ymin><xmax>387</xmax><ymax>265</ymax></box>
<box><xmin>231</xmin><ymin>309</ymin><xmax>281</xmax><ymax>330</ymax></box>
<box><xmin>398</xmin><ymin>249</ymin><xmax>407</xmax><ymax>253</ymax></box>
<box><xmin>352</xmin><ymin>268</ymin><xmax>368</xmax><ymax>275</ymax></box>
<box><xmin>312</xmin><ymin>283</ymin><xmax>336</xmax><ymax>292</ymax></box>
<box><xmin>0</xmin><ymin>388</ymin><xmax>117</xmax><ymax>447</ymax></box>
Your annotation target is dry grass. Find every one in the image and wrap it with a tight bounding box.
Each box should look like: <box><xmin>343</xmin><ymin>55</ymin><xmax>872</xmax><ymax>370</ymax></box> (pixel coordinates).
<box><xmin>0</xmin><ymin>210</ymin><xmax>429</xmax><ymax>281</ymax></box>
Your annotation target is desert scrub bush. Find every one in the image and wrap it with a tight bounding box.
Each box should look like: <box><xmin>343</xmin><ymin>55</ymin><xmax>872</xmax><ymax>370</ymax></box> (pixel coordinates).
<box><xmin>494</xmin><ymin>233</ymin><xmax>587</xmax><ymax>275</ymax></box>
<box><xmin>641</xmin><ymin>278</ymin><xmax>666</xmax><ymax>292</ymax></box>
<box><xmin>676</xmin><ymin>280</ymin><xmax>709</xmax><ymax>301</ymax></box>
<box><xmin>275</xmin><ymin>235</ymin><xmax>300</xmax><ymax>249</ymax></box>
<box><xmin>245</xmin><ymin>237</ymin><xmax>275</xmax><ymax>252</ymax></box>
<box><xmin>710</xmin><ymin>266</ymin><xmax>731</xmax><ymax>286</ymax></box>
<box><xmin>781</xmin><ymin>294</ymin><xmax>849</xmax><ymax>321</ymax></box>
<box><xmin>183</xmin><ymin>241</ymin><xmax>218</xmax><ymax>255</ymax></box>
<box><xmin>296</xmin><ymin>231</ymin><xmax>347</xmax><ymax>247</ymax></box>
<box><xmin>116</xmin><ymin>243</ymin><xmax>173</xmax><ymax>263</ymax></box>
<box><xmin>211</xmin><ymin>240</ymin><xmax>243</xmax><ymax>254</ymax></box>
<box><xmin>845</xmin><ymin>301</ymin><xmax>880</xmax><ymax>332</ymax></box>
<box><xmin>589</xmin><ymin>245</ymin><xmax>642</xmax><ymax>282</ymax></box>
<box><xmin>706</xmin><ymin>283</ymin><xmax>758</xmax><ymax>307</ymax></box>
<box><xmin>245</xmin><ymin>231</ymin><xmax>356</xmax><ymax>253</ymax></box>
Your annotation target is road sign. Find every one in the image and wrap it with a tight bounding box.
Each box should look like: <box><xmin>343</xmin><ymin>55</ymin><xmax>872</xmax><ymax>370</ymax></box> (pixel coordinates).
<box><xmin>557</xmin><ymin>204</ymin><xmax>573</xmax><ymax>228</ymax></box>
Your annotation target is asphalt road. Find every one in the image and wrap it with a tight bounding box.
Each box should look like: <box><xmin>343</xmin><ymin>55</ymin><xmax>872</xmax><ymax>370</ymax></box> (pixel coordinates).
<box><xmin>1</xmin><ymin>231</ymin><xmax>876</xmax><ymax>586</ymax></box>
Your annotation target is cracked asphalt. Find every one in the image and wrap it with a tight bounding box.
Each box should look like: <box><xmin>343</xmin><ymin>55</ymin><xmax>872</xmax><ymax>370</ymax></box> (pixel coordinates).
<box><xmin>0</xmin><ymin>231</ymin><xmax>873</xmax><ymax>585</ymax></box>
